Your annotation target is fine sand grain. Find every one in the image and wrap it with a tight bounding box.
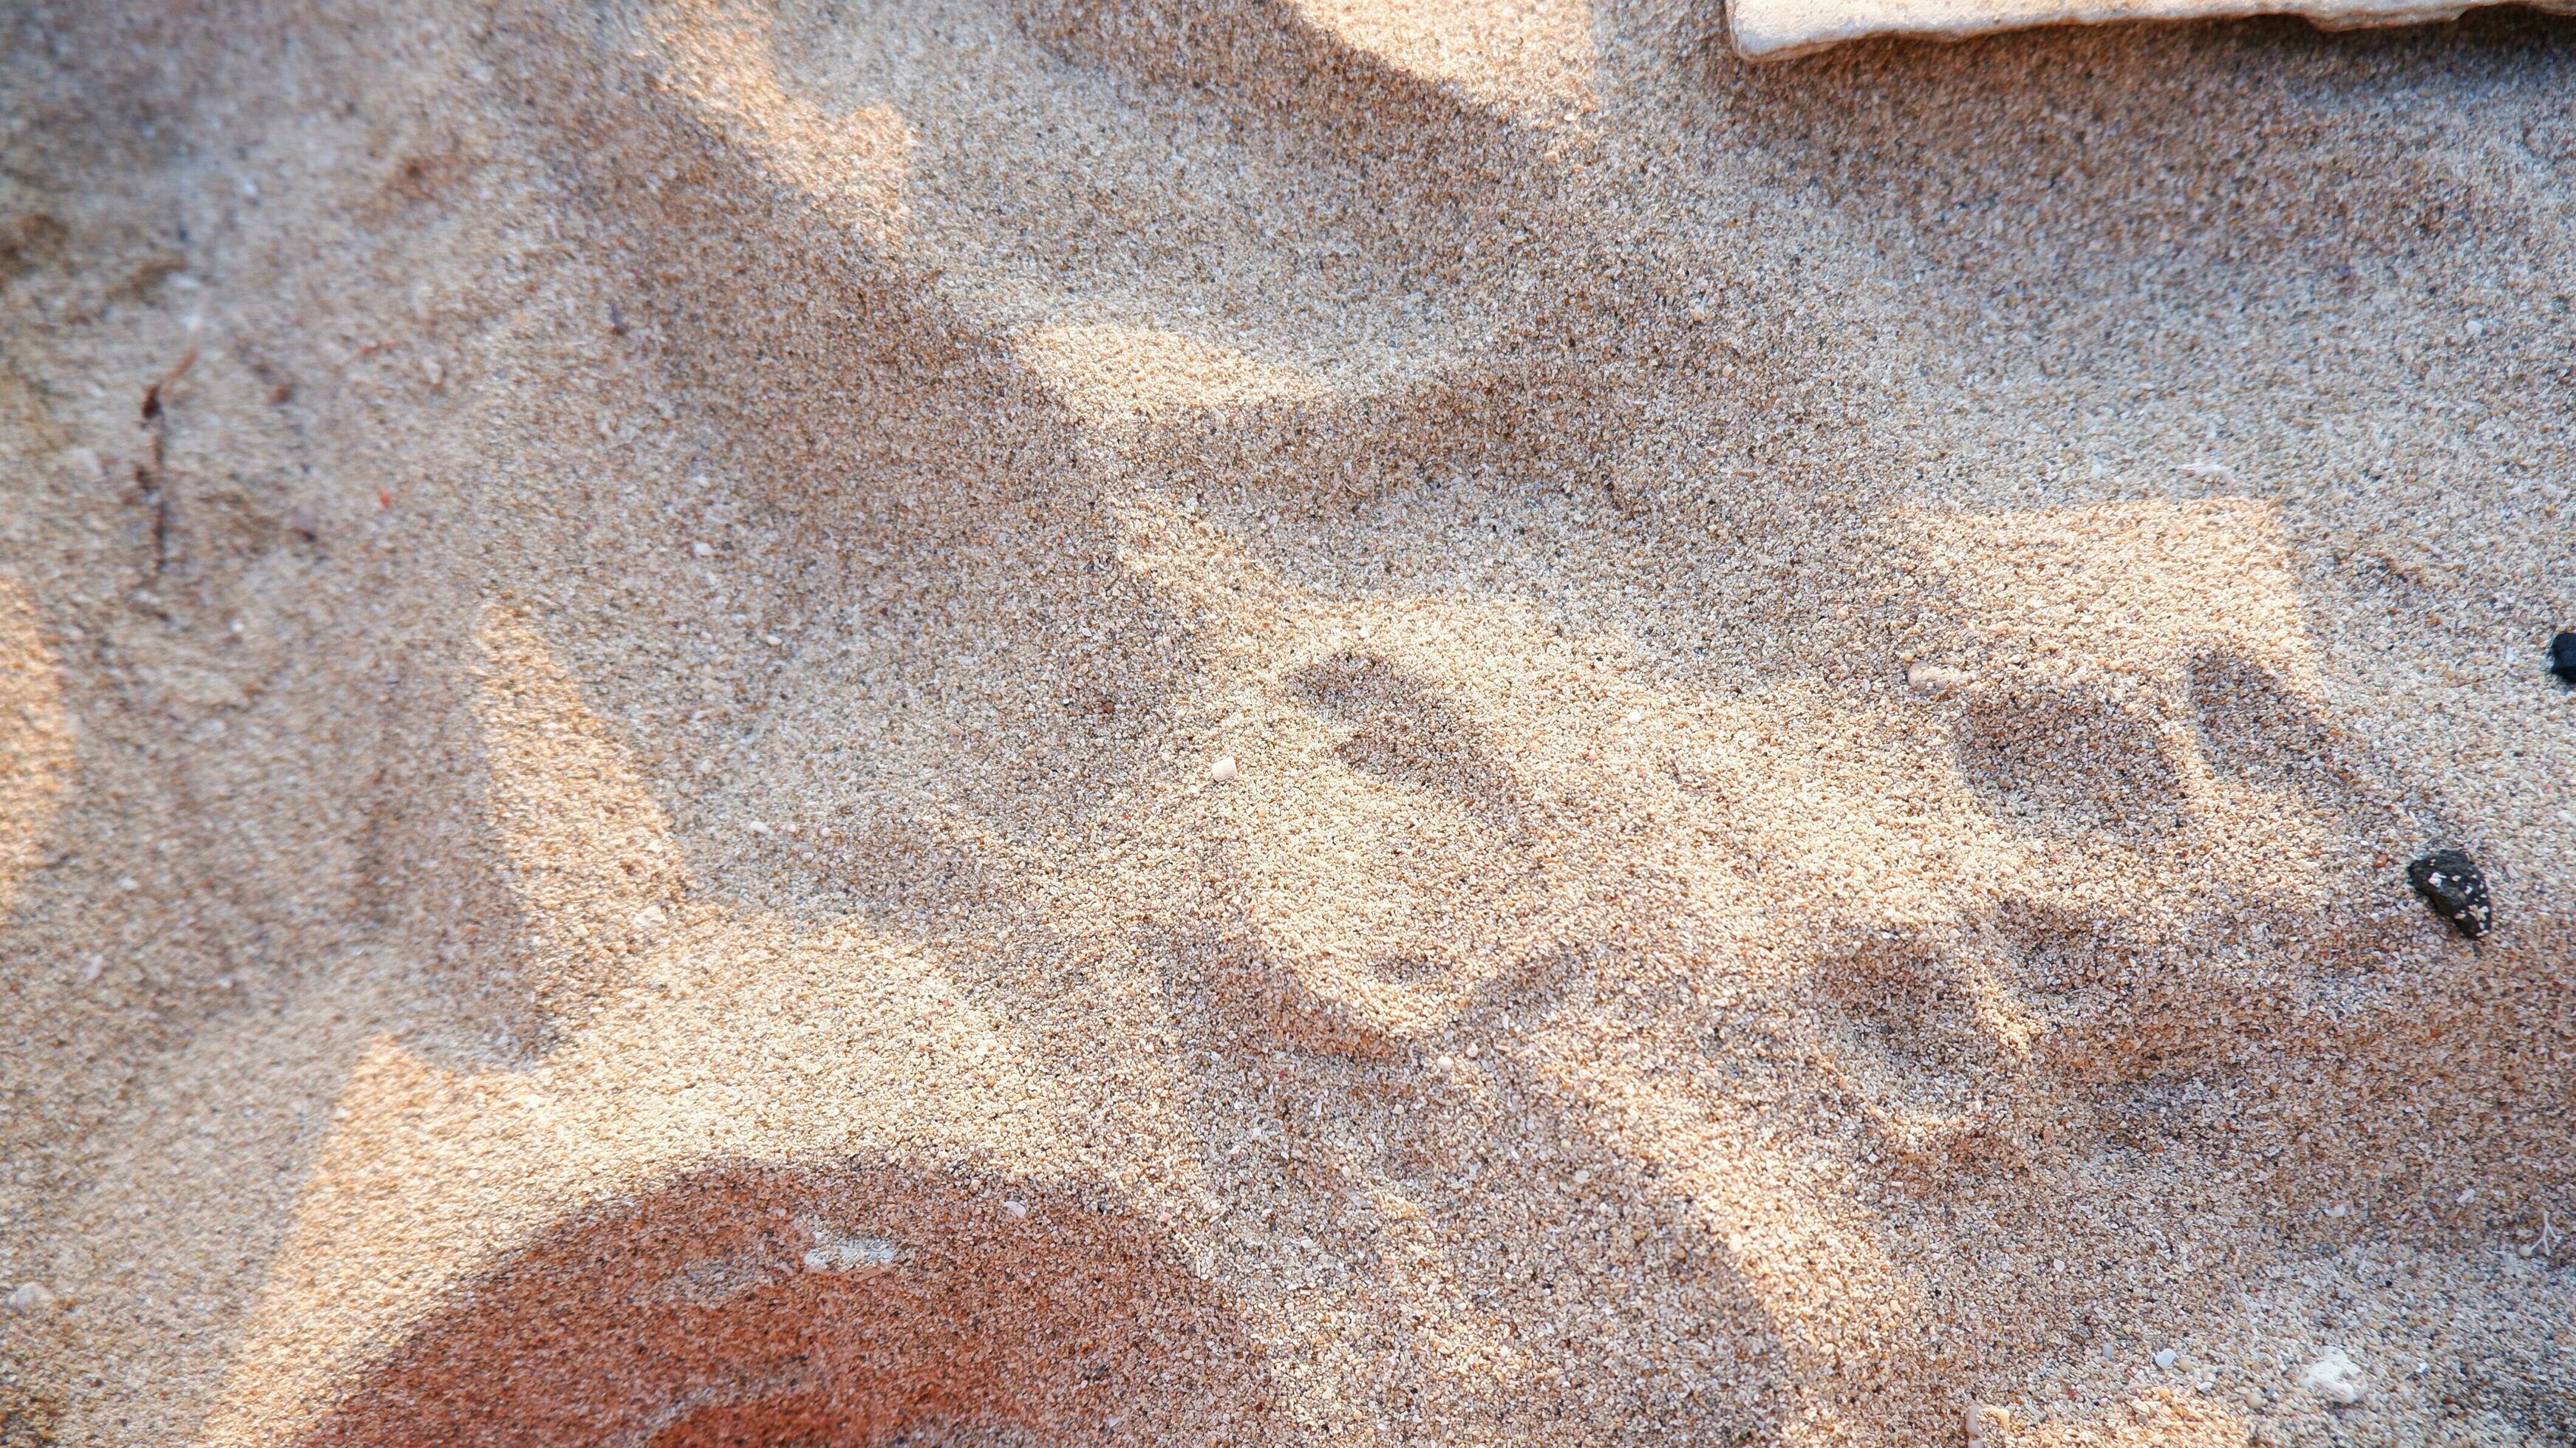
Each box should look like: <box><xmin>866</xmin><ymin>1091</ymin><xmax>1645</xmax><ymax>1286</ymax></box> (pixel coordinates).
<box><xmin>1</xmin><ymin>2</ymin><xmax>2571</xmax><ymax>1446</ymax></box>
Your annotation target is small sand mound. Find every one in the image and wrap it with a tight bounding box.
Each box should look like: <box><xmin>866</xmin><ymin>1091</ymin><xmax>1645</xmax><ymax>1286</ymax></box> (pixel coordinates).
<box><xmin>299</xmin><ymin>1164</ymin><xmax>1271</xmax><ymax>1447</ymax></box>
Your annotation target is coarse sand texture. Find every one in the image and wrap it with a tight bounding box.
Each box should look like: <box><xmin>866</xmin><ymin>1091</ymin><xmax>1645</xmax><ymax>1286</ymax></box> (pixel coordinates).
<box><xmin>1</xmin><ymin>2</ymin><xmax>2572</xmax><ymax>1447</ymax></box>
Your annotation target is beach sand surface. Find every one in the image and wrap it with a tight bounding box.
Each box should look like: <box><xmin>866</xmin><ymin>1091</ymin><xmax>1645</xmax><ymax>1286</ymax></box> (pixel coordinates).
<box><xmin>0</xmin><ymin>2</ymin><xmax>2571</xmax><ymax>1445</ymax></box>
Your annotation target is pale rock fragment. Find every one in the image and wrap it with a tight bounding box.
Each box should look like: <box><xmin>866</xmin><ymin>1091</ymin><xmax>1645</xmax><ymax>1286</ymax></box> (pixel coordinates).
<box><xmin>799</xmin><ymin>1219</ymin><xmax>899</xmax><ymax>1271</ymax></box>
<box><xmin>1731</xmin><ymin>0</ymin><xmax>2576</xmax><ymax>61</ymax></box>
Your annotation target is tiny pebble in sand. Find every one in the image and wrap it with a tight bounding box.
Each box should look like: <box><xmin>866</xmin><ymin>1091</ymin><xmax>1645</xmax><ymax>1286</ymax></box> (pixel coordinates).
<box><xmin>2407</xmin><ymin>848</ymin><xmax>2492</xmax><ymax>939</ymax></box>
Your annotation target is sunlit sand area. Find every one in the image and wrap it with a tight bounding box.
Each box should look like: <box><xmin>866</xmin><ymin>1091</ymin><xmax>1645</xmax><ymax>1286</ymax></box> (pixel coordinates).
<box><xmin>1</xmin><ymin>2</ymin><xmax>2570</xmax><ymax>1445</ymax></box>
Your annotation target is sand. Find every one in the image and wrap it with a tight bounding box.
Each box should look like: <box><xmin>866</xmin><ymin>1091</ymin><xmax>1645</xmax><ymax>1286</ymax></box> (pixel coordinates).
<box><xmin>1</xmin><ymin>2</ymin><xmax>2570</xmax><ymax>1446</ymax></box>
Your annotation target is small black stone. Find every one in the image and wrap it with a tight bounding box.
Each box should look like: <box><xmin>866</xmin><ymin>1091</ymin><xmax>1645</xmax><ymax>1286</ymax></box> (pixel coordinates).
<box><xmin>2407</xmin><ymin>848</ymin><xmax>2492</xmax><ymax>940</ymax></box>
<box><xmin>2549</xmin><ymin>631</ymin><xmax>2576</xmax><ymax>687</ymax></box>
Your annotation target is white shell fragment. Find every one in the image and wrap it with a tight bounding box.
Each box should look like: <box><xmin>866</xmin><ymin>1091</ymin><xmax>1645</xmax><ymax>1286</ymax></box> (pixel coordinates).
<box><xmin>1730</xmin><ymin>0</ymin><xmax>2575</xmax><ymax>60</ymax></box>
<box><xmin>1210</xmin><ymin>755</ymin><xmax>1238</xmax><ymax>783</ymax></box>
<box><xmin>2299</xmin><ymin>1348</ymin><xmax>2366</xmax><ymax>1405</ymax></box>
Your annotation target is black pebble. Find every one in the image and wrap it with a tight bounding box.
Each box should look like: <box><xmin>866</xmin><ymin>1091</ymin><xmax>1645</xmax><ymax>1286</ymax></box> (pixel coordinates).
<box><xmin>2408</xmin><ymin>848</ymin><xmax>2492</xmax><ymax>940</ymax></box>
<box><xmin>2549</xmin><ymin>631</ymin><xmax>2576</xmax><ymax>687</ymax></box>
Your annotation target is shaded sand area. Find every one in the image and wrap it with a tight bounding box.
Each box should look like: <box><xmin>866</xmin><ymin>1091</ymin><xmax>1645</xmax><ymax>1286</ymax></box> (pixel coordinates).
<box><xmin>1</xmin><ymin>1</ymin><xmax>2572</xmax><ymax>1445</ymax></box>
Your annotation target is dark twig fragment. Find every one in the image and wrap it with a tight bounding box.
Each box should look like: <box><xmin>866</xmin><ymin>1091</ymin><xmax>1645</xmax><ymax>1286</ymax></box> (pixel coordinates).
<box><xmin>133</xmin><ymin>316</ymin><xmax>201</xmax><ymax>578</ymax></box>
